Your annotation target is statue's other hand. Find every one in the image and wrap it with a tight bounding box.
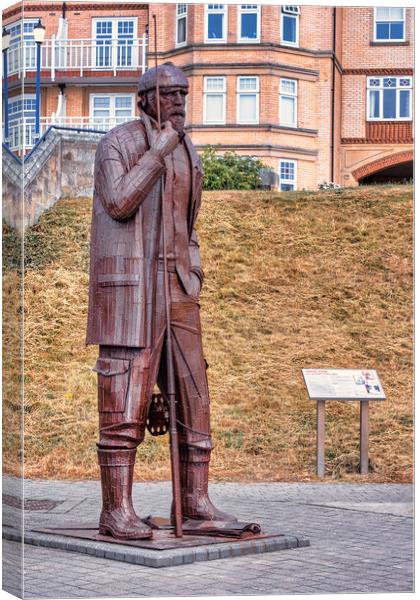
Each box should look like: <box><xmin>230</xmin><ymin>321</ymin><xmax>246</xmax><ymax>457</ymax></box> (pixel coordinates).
<box><xmin>153</xmin><ymin>121</ymin><xmax>179</xmax><ymax>158</ymax></box>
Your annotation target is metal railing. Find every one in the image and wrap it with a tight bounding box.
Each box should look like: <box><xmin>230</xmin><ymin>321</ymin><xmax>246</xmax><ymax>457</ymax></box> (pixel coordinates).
<box><xmin>7</xmin><ymin>35</ymin><xmax>148</xmax><ymax>80</ymax></box>
<box><xmin>6</xmin><ymin>116</ymin><xmax>136</xmax><ymax>153</ymax></box>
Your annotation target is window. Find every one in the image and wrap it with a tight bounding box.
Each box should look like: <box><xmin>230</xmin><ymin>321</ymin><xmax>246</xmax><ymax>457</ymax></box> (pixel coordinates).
<box><xmin>205</xmin><ymin>4</ymin><xmax>227</xmax><ymax>43</ymax></box>
<box><xmin>93</xmin><ymin>18</ymin><xmax>136</xmax><ymax>68</ymax></box>
<box><xmin>279</xmin><ymin>79</ymin><xmax>297</xmax><ymax>127</ymax></box>
<box><xmin>238</xmin><ymin>5</ymin><xmax>260</xmax><ymax>42</ymax></box>
<box><xmin>89</xmin><ymin>94</ymin><xmax>135</xmax><ymax>128</ymax></box>
<box><xmin>279</xmin><ymin>160</ymin><xmax>297</xmax><ymax>191</ymax></box>
<box><xmin>281</xmin><ymin>6</ymin><xmax>300</xmax><ymax>47</ymax></box>
<box><xmin>8</xmin><ymin>19</ymin><xmax>38</xmax><ymax>73</ymax></box>
<box><xmin>237</xmin><ymin>76</ymin><xmax>259</xmax><ymax>123</ymax></box>
<box><xmin>367</xmin><ymin>76</ymin><xmax>412</xmax><ymax>121</ymax></box>
<box><xmin>203</xmin><ymin>77</ymin><xmax>226</xmax><ymax>124</ymax></box>
<box><xmin>374</xmin><ymin>7</ymin><xmax>405</xmax><ymax>42</ymax></box>
<box><xmin>7</xmin><ymin>94</ymin><xmax>36</xmax><ymax>150</ymax></box>
<box><xmin>176</xmin><ymin>4</ymin><xmax>188</xmax><ymax>46</ymax></box>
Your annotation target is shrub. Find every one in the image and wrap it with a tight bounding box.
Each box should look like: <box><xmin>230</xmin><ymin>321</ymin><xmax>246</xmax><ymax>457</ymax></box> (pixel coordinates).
<box><xmin>201</xmin><ymin>146</ymin><xmax>269</xmax><ymax>190</ymax></box>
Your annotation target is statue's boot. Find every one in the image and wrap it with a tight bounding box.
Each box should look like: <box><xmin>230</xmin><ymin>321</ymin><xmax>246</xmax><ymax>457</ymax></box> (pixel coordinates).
<box><xmin>97</xmin><ymin>448</ymin><xmax>152</xmax><ymax>539</ymax></box>
<box><xmin>177</xmin><ymin>446</ymin><xmax>238</xmax><ymax>522</ymax></box>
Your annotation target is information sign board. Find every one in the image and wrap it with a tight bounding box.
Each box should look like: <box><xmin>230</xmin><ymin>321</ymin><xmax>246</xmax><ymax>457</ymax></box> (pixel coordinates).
<box><xmin>302</xmin><ymin>369</ymin><xmax>386</xmax><ymax>401</ymax></box>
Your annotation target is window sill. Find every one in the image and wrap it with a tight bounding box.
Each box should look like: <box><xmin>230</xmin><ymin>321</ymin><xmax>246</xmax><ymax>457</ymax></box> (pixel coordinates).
<box><xmin>367</xmin><ymin>119</ymin><xmax>412</xmax><ymax>123</ymax></box>
<box><xmin>280</xmin><ymin>42</ymin><xmax>299</xmax><ymax>49</ymax></box>
<box><xmin>370</xmin><ymin>41</ymin><xmax>409</xmax><ymax>46</ymax></box>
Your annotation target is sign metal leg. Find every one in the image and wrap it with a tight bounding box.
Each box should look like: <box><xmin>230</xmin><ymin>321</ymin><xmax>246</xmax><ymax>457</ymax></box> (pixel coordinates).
<box><xmin>360</xmin><ymin>401</ymin><xmax>369</xmax><ymax>475</ymax></box>
<box><xmin>316</xmin><ymin>400</ymin><xmax>326</xmax><ymax>477</ymax></box>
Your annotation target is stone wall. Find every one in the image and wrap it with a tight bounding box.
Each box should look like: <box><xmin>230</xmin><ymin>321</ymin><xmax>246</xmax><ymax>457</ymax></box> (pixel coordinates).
<box><xmin>2</xmin><ymin>128</ymin><xmax>104</xmax><ymax>231</ymax></box>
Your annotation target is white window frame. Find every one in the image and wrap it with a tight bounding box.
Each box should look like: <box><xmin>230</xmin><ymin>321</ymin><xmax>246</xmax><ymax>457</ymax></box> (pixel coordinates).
<box><xmin>279</xmin><ymin>78</ymin><xmax>297</xmax><ymax>128</ymax></box>
<box><xmin>7</xmin><ymin>19</ymin><xmax>39</xmax><ymax>73</ymax></box>
<box><xmin>236</xmin><ymin>76</ymin><xmax>259</xmax><ymax>124</ymax></box>
<box><xmin>89</xmin><ymin>93</ymin><xmax>136</xmax><ymax>126</ymax></box>
<box><xmin>373</xmin><ymin>7</ymin><xmax>406</xmax><ymax>43</ymax></box>
<box><xmin>366</xmin><ymin>76</ymin><xmax>412</xmax><ymax>121</ymax></box>
<box><xmin>237</xmin><ymin>5</ymin><xmax>261</xmax><ymax>43</ymax></box>
<box><xmin>205</xmin><ymin>4</ymin><xmax>228</xmax><ymax>43</ymax></box>
<box><xmin>279</xmin><ymin>159</ymin><xmax>297</xmax><ymax>191</ymax></box>
<box><xmin>203</xmin><ymin>76</ymin><xmax>226</xmax><ymax>124</ymax></box>
<box><xmin>7</xmin><ymin>93</ymin><xmax>37</xmax><ymax>150</ymax></box>
<box><xmin>92</xmin><ymin>17</ymin><xmax>138</xmax><ymax>69</ymax></box>
<box><xmin>280</xmin><ymin>6</ymin><xmax>300</xmax><ymax>47</ymax></box>
<box><xmin>176</xmin><ymin>4</ymin><xmax>188</xmax><ymax>47</ymax></box>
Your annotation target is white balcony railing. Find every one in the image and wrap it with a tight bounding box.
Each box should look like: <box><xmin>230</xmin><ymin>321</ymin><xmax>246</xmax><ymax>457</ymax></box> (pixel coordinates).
<box><xmin>7</xmin><ymin>35</ymin><xmax>148</xmax><ymax>80</ymax></box>
<box><xmin>7</xmin><ymin>116</ymin><xmax>136</xmax><ymax>154</ymax></box>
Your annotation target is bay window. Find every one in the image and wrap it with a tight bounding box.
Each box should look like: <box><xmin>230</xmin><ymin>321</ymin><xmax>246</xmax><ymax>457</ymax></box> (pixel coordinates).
<box><xmin>203</xmin><ymin>77</ymin><xmax>226</xmax><ymax>124</ymax></box>
<box><xmin>8</xmin><ymin>94</ymin><xmax>36</xmax><ymax>150</ymax></box>
<box><xmin>367</xmin><ymin>76</ymin><xmax>412</xmax><ymax>121</ymax></box>
<box><xmin>8</xmin><ymin>19</ymin><xmax>38</xmax><ymax>74</ymax></box>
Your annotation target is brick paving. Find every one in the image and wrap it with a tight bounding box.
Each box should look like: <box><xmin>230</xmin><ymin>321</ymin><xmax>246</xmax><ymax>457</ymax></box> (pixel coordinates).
<box><xmin>2</xmin><ymin>478</ymin><xmax>414</xmax><ymax>598</ymax></box>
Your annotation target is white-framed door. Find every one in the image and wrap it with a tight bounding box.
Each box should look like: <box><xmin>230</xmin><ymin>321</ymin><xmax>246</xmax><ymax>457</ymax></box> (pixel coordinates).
<box><xmin>92</xmin><ymin>18</ymin><xmax>137</xmax><ymax>69</ymax></box>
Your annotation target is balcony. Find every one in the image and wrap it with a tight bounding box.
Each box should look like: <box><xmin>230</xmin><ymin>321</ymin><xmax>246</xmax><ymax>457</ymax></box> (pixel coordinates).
<box><xmin>6</xmin><ymin>116</ymin><xmax>136</xmax><ymax>154</ymax></box>
<box><xmin>7</xmin><ymin>36</ymin><xmax>148</xmax><ymax>80</ymax></box>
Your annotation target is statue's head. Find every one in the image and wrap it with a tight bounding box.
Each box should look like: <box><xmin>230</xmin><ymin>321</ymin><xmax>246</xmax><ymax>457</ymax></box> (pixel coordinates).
<box><xmin>138</xmin><ymin>62</ymin><xmax>189</xmax><ymax>134</ymax></box>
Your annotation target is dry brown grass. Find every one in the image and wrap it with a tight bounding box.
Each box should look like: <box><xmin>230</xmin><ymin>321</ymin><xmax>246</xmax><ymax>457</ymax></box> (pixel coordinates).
<box><xmin>2</xmin><ymin>185</ymin><xmax>413</xmax><ymax>482</ymax></box>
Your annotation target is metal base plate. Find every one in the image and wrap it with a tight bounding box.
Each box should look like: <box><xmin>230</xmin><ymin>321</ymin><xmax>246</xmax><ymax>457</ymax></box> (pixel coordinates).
<box><xmin>33</xmin><ymin>526</ymin><xmax>271</xmax><ymax>549</ymax></box>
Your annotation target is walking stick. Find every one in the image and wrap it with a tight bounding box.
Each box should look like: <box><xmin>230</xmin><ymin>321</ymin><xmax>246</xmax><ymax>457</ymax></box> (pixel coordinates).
<box><xmin>152</xmin><ymin>14</ymin><xmax>183</xmax><ymax>538</ymax></box>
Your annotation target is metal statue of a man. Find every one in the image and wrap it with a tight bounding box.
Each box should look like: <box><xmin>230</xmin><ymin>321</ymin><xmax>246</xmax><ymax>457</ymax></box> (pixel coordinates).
<box><xmin>86</xmin><ymin>62</ymin><xmax>236</xmax><ymax>539</ymax></box>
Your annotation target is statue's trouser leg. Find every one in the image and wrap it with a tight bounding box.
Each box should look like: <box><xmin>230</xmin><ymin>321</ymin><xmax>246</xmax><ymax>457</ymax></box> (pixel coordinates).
<box><xmin>95</xmin><ymin>346</ymin><xmax>155</xmax><ymax>539</ymax></box>
<box><xmin>158</xmin><ymin>273</ymin><xmax>237</xmax><ymax>522</ymax></box>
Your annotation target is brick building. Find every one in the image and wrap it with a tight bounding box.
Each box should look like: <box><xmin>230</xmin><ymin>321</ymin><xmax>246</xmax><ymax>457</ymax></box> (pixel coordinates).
<box><xmin>2</xmin><ymin>1</ymin><xmax>414</xmax><ymax>189</ymax></box>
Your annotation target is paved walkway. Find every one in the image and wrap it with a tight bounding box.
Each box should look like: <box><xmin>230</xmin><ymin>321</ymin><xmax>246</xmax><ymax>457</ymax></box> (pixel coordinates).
<box><xmin>2</xmin><ymin>478</ymin><xmax>414</xmax><ymax>598</ymax></box>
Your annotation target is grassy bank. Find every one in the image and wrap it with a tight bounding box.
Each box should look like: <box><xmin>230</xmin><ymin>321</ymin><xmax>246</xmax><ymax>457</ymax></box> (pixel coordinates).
<box><xmin>2</xmin><ymin>185</ymin><xmax>413</xmax><ymax>482</ymax></box>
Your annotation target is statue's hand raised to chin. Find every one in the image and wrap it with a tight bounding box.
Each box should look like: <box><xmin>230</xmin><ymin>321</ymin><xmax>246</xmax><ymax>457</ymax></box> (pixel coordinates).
<box><xmin>152</xmin><ymin>121</ymin><xmax>179</xmax><ymax>159</ymax></box>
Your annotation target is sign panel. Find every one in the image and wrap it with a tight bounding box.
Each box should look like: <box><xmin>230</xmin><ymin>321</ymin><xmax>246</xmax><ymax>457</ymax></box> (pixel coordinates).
<box><xmin>302</xmin><ymin>369</ymin><xmax>386</xmax><ymax>401</ymax></box>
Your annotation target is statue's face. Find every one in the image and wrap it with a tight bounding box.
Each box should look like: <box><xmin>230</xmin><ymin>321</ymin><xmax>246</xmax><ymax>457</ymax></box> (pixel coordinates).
<box><xmin>140</xmin><ymin>86</ymin><xmax>188</xmax><ymax>134</ymax></box>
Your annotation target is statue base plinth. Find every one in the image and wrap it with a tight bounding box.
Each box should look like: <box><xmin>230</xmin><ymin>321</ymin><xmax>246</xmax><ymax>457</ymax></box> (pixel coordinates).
<box><xmin>12</xmin><ymin>522</ymin><xmax>310</xmax><ymax>568</ymax></box>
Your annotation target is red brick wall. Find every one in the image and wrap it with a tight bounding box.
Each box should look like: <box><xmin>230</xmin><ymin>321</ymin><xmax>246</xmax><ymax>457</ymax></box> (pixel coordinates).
<box><xmin>3</xmin><ymin>3</ymin><xmax>413</xmax><ymax>189</ymax></box>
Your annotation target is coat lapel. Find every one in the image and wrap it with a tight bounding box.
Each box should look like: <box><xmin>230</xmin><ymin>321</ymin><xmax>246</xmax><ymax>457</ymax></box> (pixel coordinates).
<box><xmin>183</xmin><ymin>134</ymin><xmax>203</xmax><ymax>234</ymax></box>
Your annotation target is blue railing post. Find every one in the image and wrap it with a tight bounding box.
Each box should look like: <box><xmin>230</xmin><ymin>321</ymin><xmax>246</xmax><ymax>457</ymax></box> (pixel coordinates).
<box><xmin>35</xmin><ymin>41</ymin><xmax>42</xmax><ymax>140</ymax></box>
<box><xmin>3</xmin><ymin>47</ymin><xmax>9</xmax><ymax>146</ymax></box>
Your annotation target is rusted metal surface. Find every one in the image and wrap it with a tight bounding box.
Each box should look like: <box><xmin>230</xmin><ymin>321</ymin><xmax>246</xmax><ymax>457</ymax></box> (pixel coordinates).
<box><xmin>146</xmin><ymin>393</ymin><xmax>169</xmax><ymax>436</ymax></box>
<box><xmin>33</xmin><ymin>527</ymin><xmax>271</xmax><ymax>549</ymax></box>
<box><xmin>86</xmin><ymin>62</ymin><xmax>253</xmax><ymax>541</ymax></box>
<box><xmin>145</xmin><ymin>516</ymin><xmax>261</xmax><ymax>538</ymax></box>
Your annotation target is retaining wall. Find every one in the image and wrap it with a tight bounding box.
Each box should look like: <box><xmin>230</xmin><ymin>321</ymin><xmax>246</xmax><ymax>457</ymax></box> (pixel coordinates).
<box><xmin>2</xmin><ymin>128</ymin><xmax>104</xmax><ymax>231</ymax></box>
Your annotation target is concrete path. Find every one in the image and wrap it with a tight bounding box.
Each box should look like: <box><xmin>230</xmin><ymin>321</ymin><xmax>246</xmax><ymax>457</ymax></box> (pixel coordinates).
<box><xmin>2</xmin><ymin>478</ymin><xmax>414</xmax><ymax>598</ymax></box>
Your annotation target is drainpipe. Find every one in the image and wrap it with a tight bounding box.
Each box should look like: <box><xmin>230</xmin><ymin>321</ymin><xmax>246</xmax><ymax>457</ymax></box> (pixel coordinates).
<box><xmin>62</xmin><ymin>2</ymin><xmax>66</xmax><ymax>19</ymax></box>
<box><xmin>330</xmin><ymin>7</ymin><xmax>337</xmax><ymax>183</ymax></box>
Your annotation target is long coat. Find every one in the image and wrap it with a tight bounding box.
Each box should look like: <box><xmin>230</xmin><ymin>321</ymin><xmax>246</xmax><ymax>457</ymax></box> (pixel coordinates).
<box><xmin>86</xmin><ymin>117</ymin><xmax>204</xmax><ymax>348</ymax></box>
